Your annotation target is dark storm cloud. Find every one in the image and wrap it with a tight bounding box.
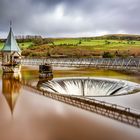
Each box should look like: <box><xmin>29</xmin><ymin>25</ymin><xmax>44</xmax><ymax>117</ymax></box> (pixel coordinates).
<box><xmin>0</xmin><ymin>0</ymin><xmax>140</xmax><ymax>37</ymax></box>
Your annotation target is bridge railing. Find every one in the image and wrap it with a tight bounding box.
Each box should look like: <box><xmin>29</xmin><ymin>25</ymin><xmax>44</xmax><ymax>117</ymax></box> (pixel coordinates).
<box><xmin>23</xmin><ymin>83</ymin><xmax>140</xmax><ymax>128</ymax></box>
<box><xmin>21</xmin><ymin>58</ymin><xmax>140</xmax><ymax>70</ymax></box>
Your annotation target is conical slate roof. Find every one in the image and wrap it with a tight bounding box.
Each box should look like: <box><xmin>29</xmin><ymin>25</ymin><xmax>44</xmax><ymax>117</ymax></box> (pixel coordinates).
<box><xmin>1</xmin><ymin>27</ymin><xmax>21</xmax><ymax>52</ymax></box>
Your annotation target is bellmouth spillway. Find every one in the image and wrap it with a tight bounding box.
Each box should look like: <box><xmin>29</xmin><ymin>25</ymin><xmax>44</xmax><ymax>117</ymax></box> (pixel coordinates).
<box><xmin>39</xmin><ymin>77</ymin><xmax>140</xmax><ymax>97</ymax></box>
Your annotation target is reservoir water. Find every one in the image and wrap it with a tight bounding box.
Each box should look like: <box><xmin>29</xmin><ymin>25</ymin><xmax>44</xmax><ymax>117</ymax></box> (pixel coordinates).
<box><xmin>1</xmin><ymin>66</ymin><xmax>140</xmax><ymax>111</ymax></box>
<box><xmin>0</xmin><ymin>66</ymin><xmax>140</xmax><ymax>140</ymax></box>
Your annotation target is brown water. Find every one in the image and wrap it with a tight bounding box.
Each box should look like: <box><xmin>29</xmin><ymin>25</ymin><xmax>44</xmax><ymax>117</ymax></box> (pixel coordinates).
<box><xmin>1</xmin><ymin>66</ymin><xmax>140</xmax><ymax>112</ymax></box>
<box><xmin>0</xmin><ymin>66</ymin><xmax>140</xmax><ymax>140</ymax></box>
<box><xmin>53</xmin><ymin>68</ymin><xmax>140</xmax><ymax>83</ymax></box>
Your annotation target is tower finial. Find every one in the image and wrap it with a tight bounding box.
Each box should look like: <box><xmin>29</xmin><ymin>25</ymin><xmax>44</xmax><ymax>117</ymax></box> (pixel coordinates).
<box><xmin>10</xmin><ymin>20</ymin><xmax>12</xmax><ymax>28</ymax></box>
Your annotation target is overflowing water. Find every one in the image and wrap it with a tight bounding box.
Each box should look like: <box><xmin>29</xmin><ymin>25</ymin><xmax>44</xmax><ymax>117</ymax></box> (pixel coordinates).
<box><xmin>40</xmin><ymin>77</ymin><xmax>140</xmax><ymax>96</ymax></box>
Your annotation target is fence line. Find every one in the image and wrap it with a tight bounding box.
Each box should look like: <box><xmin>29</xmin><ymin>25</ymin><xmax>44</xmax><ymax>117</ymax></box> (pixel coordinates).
<box><xmin>23</xmin><ymin>84</ymin><xmax>140</xmax><ymax>128</ymax></box>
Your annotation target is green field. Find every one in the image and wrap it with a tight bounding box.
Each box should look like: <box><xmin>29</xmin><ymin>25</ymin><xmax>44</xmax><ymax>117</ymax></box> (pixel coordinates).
<box><xmin>52</xmin><ymin>39</ymin><xmax>140</xmax><ymax>51</ymax></box>
<box><xmin>0</xmin><ymin>43</ymin><xmax>4</xmax><ymax>49</ymax></box>
<box><xmin>19</xmin><ymin>42</ymin><xmax>33</xmax><ymax>49</ymax></box>
<box><xmin>0</xmin><ymin>42</ymin><xmax>33</xmax><ymax>50</ymax></box>
<box><xmin>1</xmin><ymin>37</ymin><xmax>140</xmax><ymax>57</ymax></box>
<box><xmin>1</xmin><ymin>39</ymin><xmax>140</xmax><ymax>51</ymax></box>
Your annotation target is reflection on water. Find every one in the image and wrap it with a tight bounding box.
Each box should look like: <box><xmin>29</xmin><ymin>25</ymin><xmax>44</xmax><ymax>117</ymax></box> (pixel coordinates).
<box><xmin>53</xmin><ymin>68</ymin><xmax>140</xmax><ymax>84</ymax></box>
<box><xmin>2</xmin><ymin>72</ymin><xmax>22</xmax><ymax>112</ymax></box>
<box><xmin>1</xmin><ymin>66</ymin><xmax>140</xmax><ymax>112</ymax></box>
<box><xmin>0</xmin><ymin>67</ymin><xmax>140</xmax><ymax>140</ymax></box>
<box><xmin>1</xmin><ymin>66</ymin><xmax>52</xmax><ymax>112</ymax></box>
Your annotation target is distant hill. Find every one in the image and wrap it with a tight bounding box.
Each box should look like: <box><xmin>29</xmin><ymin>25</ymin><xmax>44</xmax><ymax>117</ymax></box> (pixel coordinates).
<box><xmin>1</xmin><ymin>34</ymin><xmax>140</xmax><ymax>41</ymax></box>
<box><xmin>94</xmin><ymin>34</ymin><xmax>140</xmax><ymax>41</ymax></box>
<box><xmin>48</xmin><ymin>34</ymin><xmax>140</xmax><ymax>41</ymax></box>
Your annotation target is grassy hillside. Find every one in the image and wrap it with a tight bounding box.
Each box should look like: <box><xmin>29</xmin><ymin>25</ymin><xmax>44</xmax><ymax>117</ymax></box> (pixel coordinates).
<box><xmin>1</xmin><ymin>34</ymin><xmax>140</xmax><ymax>58</ymax></box>
<box><xmin>52</xmin><ymin>39</ymin><xmax>140</xmax><ymax>51</ymax></box>
<box><xmin>20</xmin><ymin>39</ymin><xmax>140</xmax><ymax>58</ymax></box>
<box><xmin>95</xmin><ymin>34</ymin><xmax>140</xmax><ymax>40</ymax></box>
<box><xmin>0</xmin><ymin>42</ymin><xmax>33</xmax><ymax>50</ymax></box>
<box><xmin>0</xmin><ymin>43</ymin><xmax>4</xmax><ymax>49</ymax></box>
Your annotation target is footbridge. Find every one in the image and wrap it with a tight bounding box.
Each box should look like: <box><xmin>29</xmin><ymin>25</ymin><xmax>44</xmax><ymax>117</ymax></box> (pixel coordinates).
<box><xmin>21</xmin><ymin>58</ymin><xmax>140</xmax><ymax>71</ymax></box>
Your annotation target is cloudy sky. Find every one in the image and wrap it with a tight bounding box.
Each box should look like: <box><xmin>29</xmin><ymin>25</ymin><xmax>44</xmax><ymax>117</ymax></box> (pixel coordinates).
<box><xmin>0</xmin><ymin>0</ymin><xmax>140</xmax><ymax>38</ymax></box>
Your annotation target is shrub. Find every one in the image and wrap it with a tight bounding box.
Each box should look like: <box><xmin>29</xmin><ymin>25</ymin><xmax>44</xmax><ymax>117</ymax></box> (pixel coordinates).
<box><xmin>102</xmin><ymin>52</ymin><xmax>114</xmax><ymax>58</ymax></box>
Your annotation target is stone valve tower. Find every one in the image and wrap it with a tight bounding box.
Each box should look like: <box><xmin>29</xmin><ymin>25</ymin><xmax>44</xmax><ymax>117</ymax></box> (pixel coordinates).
<box><xmin>1</xmin><ymin>22</ymin><xmax>21</xmax><ymax>73</ymax></box>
